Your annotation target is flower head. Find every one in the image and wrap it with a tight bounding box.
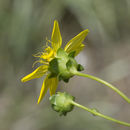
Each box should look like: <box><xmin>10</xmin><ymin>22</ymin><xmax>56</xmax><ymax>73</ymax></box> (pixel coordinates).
<box><xmin>21</xmin><ymin>20</ymin><xmax>89</xmax><ymax>104</ymax></box>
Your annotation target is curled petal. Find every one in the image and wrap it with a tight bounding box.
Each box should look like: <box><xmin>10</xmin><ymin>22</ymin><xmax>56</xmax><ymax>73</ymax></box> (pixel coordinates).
<box><xmin>64</xmin><ymin>29</ymin><xmax>89</xmax><ymax>55</ymax></box>
<box><xmin>51</xmin><ymin>20</ymin><xmax>62</xmax><ymax>52</ymax></box>
<box><xmin>21</xmin><ymin>65</ymin><xmax>48</xmax><ymax>82</ymax></box>
<box><xmin>40</xmin><ymin>47</ymin><xmax>54</xmax><ymax>61</ymax></box>
<box><xmin>37</xmin><ymin>75</ymin><xmax>58</xmax><ymax>104</ymax></box>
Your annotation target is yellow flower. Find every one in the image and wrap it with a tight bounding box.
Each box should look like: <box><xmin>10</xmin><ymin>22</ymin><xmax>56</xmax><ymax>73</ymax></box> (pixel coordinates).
<box><xmin>21</xmin><ymin>20</ymin><xmax>89</xmax><ymax>104</ymax></box>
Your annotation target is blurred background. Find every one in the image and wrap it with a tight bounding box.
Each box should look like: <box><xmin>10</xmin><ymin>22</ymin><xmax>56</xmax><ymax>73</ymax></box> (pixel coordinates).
<box><xmin>0</xmin><ymin>0</ymin><xmax>130</xmax><ymax>130</ymax></box>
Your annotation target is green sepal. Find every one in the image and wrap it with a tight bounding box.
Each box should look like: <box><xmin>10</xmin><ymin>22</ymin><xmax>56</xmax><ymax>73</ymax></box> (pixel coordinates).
<box><xmin>68</xmin><ymin>51</ymin><xmax>76</xmax><ymax>58</ymax></box>
<box><xmin>63</xmin><ymin>78</ymin><xmax>70</xmax><ymax>83</ymax></box>
<box><xmin>48</xmin><ymin>58</ymin><xmax>59</xmax><ymax>76</ymax></box>
<box><xmin>66</xmin><ymin>58</ymin><xmax>78</xmax><ymax>73</ymax></box>
<box><xmin>66</xmin><ymin>59</ymin><xmax>72</xmax><ymax>70</ymax></box>
<box><xmin>48</xmin><ymin>73</ymin><xmax>57</xmax><ymax>78</ymax></box>
<box><xmin>77</xmin><ymin>64</ymin><xmax>84</xmax><ymax>71</ymax></box>
<box><xmin>58</xmin><ymin>75</ymin><xmax>70</xmax><ymax>83</ymax></box>
<box><xmin>56</xmin><ymin>48</ymin><xmax>68</xmax><ymax>58</ymax></box>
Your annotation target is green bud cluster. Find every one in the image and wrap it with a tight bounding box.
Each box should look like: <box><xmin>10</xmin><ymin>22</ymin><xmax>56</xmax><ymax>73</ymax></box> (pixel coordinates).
<box><xmin>49</xmin><ymin>92</ymin><xmax>75</xmax><ymax>116</ymax></box>
<box><xmin>49</xmin><ymin>48</ymin><xmax>84</xmax><ymax>82</ymax></box>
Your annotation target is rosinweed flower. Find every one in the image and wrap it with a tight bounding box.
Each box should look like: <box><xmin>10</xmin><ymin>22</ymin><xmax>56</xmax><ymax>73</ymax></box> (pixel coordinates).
<box><xmin>21</xmin><ymin>20</ymin><xmax>89</xmax><ymax>104</ymax></box>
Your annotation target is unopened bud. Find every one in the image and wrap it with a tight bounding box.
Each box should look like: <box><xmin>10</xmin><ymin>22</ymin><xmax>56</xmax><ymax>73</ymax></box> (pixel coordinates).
<box><xmin>49</xmin><ymin>92</ymin><xmax>75</xmax><ymax>116</ymax></box>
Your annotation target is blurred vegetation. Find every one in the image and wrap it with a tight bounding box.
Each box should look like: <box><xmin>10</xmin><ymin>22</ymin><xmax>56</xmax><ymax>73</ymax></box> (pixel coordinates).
<box><xmin>0</xmin><ymin>0</ymin><xmax>130</xmax><ymax>130</ymax></box>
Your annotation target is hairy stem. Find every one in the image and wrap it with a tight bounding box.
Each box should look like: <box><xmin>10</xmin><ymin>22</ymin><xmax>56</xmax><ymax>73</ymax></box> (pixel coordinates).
<box><xmin>75</xmin><ymin>72</ymin><xmax>130</xmax><ymax>104</ymax></box>
<box><xmin>71</xmin><ymin>101</ymin><xmax>130</xmax><ymax>127</ymax></box>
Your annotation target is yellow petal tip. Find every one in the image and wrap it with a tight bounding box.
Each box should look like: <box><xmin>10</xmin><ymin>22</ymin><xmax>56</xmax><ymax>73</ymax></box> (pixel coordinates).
<box><xmin>21</xmin><ymin>78</ymin><xmax>25</xmax><ymax>83</ymax></box>
<box><xmin>83</xmin><ymin>29</ymin><xmax>89</xmax><ymax>35</ymax></box>
<box><xmin>54</xmin><ymin>20</ymin><xmax>58</xmax><ymax>24</ymax></box>
<box><xmin>37</xmin><ymin>100</ymin><xmax>40</xmax><ymax>104</ymax></box>
<box><xmin>37</xmin><ymin>97</ymin><xmax>42</xmax><ymax>104</ymax></box>
<box><xmin>86</xmin><ymin>29</ymin><xmax>90</xmax><ymax>32</ymax></box>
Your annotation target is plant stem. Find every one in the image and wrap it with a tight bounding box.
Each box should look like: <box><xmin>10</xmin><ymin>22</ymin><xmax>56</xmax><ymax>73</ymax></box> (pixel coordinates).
<box><xmin>75</xmin><ymin>72</ymin><xmax>130</xmax><ymax>104</ymax></box>
<box><xmin>71</xmin><ymin>101</ymin><xmax>130</xmax><ymax>127</ymax></box>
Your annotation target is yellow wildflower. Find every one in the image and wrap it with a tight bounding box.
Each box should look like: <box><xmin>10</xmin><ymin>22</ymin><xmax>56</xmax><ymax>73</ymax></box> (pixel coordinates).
<box><xmin>21</xmin><ymin>20</ymin><xmax>89</xmax><ymax>104</ymax></box>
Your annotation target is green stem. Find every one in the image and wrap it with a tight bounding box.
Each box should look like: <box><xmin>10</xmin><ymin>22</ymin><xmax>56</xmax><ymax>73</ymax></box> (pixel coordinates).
<box><xmin>75</xmin><ymin>72</ymin><xmax>130</xmax><ymax>104</ymax></box>
<box><xmin>71</xmin><ymin>101</ymin><xmax>130</xmax><ymax>127</ymax></box>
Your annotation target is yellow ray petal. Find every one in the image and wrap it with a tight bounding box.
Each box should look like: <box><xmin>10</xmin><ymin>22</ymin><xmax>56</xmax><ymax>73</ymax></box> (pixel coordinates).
<box><xmin>37</xmin><ymin>75</ymin><xmax>50</xmax><ymax>104</ymax></box>
<box><xmin>64</xmin><ymin>29</ymin><xmax>89</xmax><ymax>55</ymax></box>
<box><xmin>51</xmin><ymin>20</ymin><xmax>62</xmax><ymax>52</ymax></box>
<box><xmin>49</xmin><ymin>77</ymin><xmax>58</xmax><ymax>96</ymax></box>
<box><xmin>21</xmin><ymin>65</ymin><xmax>48</xmax><ymax>82</ymax></box>
<box><xmin>74</xmin><ymin>43</ymin><xmax>85</xmax><ymax>56</ymax></box>
<box><xmin>37</xmin><ymin>75</ymin><xmax>58</xmax><ymax>104</ymax></box>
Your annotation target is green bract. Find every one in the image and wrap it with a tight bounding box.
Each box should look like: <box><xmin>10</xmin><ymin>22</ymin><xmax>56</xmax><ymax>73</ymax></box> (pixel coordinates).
<box><xmin>49</xmin><ymin>92</ymin><xmax>75</xmax><ymax>116</ymax></box>
<box><xmin>49</xmin><ymin>48</ymin><xmax>84</xmax><ymax>82</ymax></box>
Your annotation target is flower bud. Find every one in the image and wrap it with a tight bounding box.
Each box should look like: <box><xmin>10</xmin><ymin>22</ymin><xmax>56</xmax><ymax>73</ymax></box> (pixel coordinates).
<box><xmin>49</xmin><ymin>92</ymin><xmax>75</xmax><ymax>116</ymax></box>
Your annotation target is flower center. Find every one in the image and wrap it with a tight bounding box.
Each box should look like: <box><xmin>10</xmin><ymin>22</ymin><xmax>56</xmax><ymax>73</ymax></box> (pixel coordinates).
<box><xmin>40</xmin><ymin>46</ymin><xmax>55</xmax><ymax>62</ymax></box>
